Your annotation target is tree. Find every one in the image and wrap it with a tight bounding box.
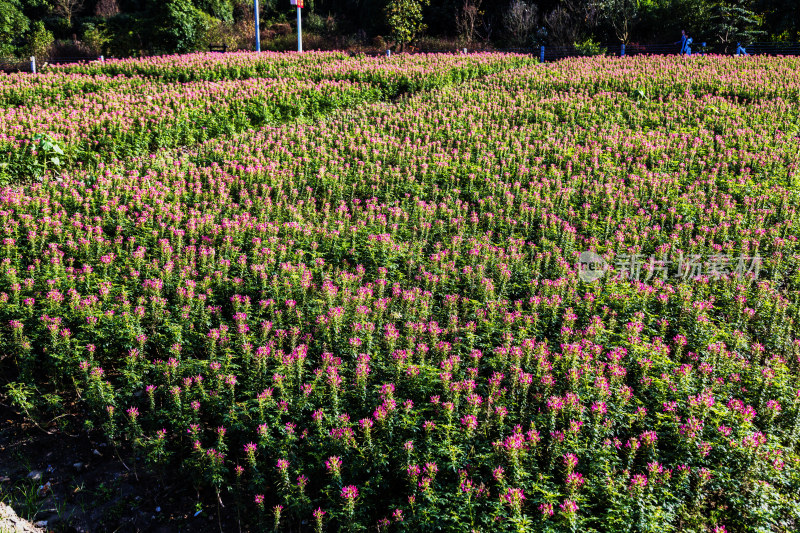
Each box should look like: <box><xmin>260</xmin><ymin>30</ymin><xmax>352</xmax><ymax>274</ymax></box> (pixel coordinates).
<box><xmin>711</xmin><ymin>0</ymin><xmax>764</xmax><ymax>53</ymax></box>
<box><xmin>156</xmin><ymin>0</ymin><xmax>211</xmax><ymax>53</ymax></box>
<box><xmin>0</xmin><ymin>0</ymin><xmax>29</xmax><ymax>56</ymax></box>
<box><xmin>197</xmin><ymin>0</ymin><xmax>234</xmax><ymax>23</ymax></box>
<box><xmin>754</xmin><ymin>0</ymin><xmax>799</xmax><ymax>41</ymax></box>
<box><xmin>455</xmin><ymin>0</ymin><xmax>483</xmax><ymax>45</ymax></box>
<box><xmin>544</xmin><ymin>0</ymin><xmax>598</xmax><ymax>46</ymax></box>
<box><xmin>27</xmin><ymin>20</ymin><xmax>53</xmax><ymax>58</ymax></box>
<box><xmin>94</xmin><ymin>0</ymin><xmax>120</xmax><ymax>18</ymax></box>
<box><xmin>545</xmin><ymin>6</ymin><xmax>579</xmax><ymax>46</ymax></box>
<box><xmin>385</xmin><ymin>0</ymin><xmax>430</xmax><ymax>52</ymax></box>
<box><xmin>503</xmin><ymin>0</ymin><xmax>537</xmax><ymax>46</ymax></box>
<box><xmin>593</xmin><ymin>0</ymin><xmax>638</xmax><ymax>43</ymax></box>
<box><xmin>54</xmin><ymin>0</ymin><xmax>84</xmax><ymax>27</ymax></box>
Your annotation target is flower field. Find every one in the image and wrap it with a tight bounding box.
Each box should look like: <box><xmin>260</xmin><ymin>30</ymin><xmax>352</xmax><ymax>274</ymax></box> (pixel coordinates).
<box><xmin>0</xmin><ymin>53</ymin><xmax>535</xmax><ymax>183</ymax></box>
<box><xmin>2</xmin><ymin>53</ymin><xmax>800</xmax><ymax>532</ymax></box>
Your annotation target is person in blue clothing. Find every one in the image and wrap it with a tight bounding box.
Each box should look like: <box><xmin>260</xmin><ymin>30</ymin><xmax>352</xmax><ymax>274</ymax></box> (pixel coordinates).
<box><xmin>736</xmin><ymin>42</ymin><xmax>749</xmax><ymax>56</ymax></box>
<box><xmin>676</xmin><ymin>30</ymin><xmax>688</xmax><ymax>54</ymax></box>
<box><xmin>684</xmin><ymin>36</ymin><xmax>693</xmax><ymax>55</ymax></box>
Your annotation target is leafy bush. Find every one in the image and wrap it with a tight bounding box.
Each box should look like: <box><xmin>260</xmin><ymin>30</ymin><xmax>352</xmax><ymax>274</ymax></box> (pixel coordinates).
<box><xmin>81</xmin><ymin>22</ymin><xmax>111</xmax><ymax>56</ymax></box>
<box><xmin>0</xmin><ymin>0</ymin><xmax>29</xmax><ymax>57</ymax></box>
<box><xmin>27</xmin><ymin>20</ymin><xmax>54</xmax><ymax>60</ymax></box>
<box><xmin>159</xmin><ymin>0</ymin><xmax>213</xmax><ymax>54</ymax></box>
<box><xmin>574</xmin><ymin>37</ymin><xmax>607</xmax><ymax>56</ymax></box>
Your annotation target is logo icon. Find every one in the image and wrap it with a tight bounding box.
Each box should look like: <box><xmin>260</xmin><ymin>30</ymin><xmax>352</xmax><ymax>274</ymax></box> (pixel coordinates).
<box><xmin>578</xmin><ymin>251</ymin><xmax>607</xmax><ymax>283</ymax></box>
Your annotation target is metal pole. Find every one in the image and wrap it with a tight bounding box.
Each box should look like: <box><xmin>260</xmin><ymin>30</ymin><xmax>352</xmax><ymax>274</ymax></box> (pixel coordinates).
<box><xmin>621</xmin><ymin>43</ymin><xmax>625</xmax><ymax>57</ymax></box>
<box><xmin>540</xmin><ymin>46</ymin><xmax>545</xmax><ymax>64</ymax></box>
<box><xmin>297</xmin><ymin>6</ymin><xmax>303</xmax><ymax>53</ymax></box>
<box><xmin>254</xmin><ymin>0</ymin><xmax>261</xmax><ymax>52</ymax></box>
<box><xmin>30</xmin><ymin>56</ymin><xmax>36</xmax><ymax>74</ymax></box>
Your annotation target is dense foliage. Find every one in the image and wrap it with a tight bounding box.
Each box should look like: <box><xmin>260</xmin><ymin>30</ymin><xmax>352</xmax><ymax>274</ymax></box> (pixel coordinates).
<box><xmin>0</xmin><ymin>52</ymin><xmax>535</xmax><ymax>182</ymax></box>
<box><xmin>1</xmin><ymin>53</ymin><xmax>800</xmax><ymax>532</ymax></box>
<box><xmin>0</xmin><ymin>0</ymin><xmax>798</xmax><ymax>59</ymax></box>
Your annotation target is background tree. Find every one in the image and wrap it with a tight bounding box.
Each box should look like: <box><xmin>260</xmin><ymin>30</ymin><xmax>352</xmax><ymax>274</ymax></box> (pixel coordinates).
<box><xmin>54</xmin><ymin>0</ymin><xmax>84</xmax><ymax>27</ymax></box>
<box><xmin>503</xmin><ymin>0</ymin><xmax>537</xmax><ymax>46</ymax></box>
<box><xmin>544</xmin><ymin>6</ymin><xmax>576</xmax><ymax>45</ymax></box>
<box><xmin>197</xmin><ymin>0</ymin><xmax>234</xmax><ymax>23</ymax></box>
<box><xmin>156</xmin><ymin>0</ymin><xmax>211</xmax><ymax>53</ymax></box>
<box><xmin>0</xmin><ymin>0</ymin><xmax>797</xmax><ymax>58</ymax></box>
<box><xmin>754</xmin><ymin>0</ymin><xmax>798</xmax><ymax>41</ymax></box>
<box><xmin>455</xmin><ymin>0</ymin><xmax>483</xmax><ymax>45</ymax></box>
<box><xmin>385</xmin><ymin>0</ymin><xmax>429</xmax><ymax>52</ymax></box>
<box><xmin>593</xmin><ymin>0</ymin><xmax>638</xmax><ymax>43</ymax></box>
<box><xmin>711</xmin><ymin>0</ymin><xmax>764</xmax><ymax>52</ymax></box>
<box><xmin>0</xmin><ymin>0</ymin><xmax>29</xmax><ymax>56</ymax></box>
<box><xmin>543</xmin><ymin>0</ymin><xmax>598</xmax><ymax>46</ymax></box>
<box><xmin>27</xmin><ymin>19</ymin><xmax>53</xmax><ymax>58</ymax></box>
<box><xmin>94</xmin><ymin>0</ymin><xmax>120</xmax><ymax>18</ymax></box>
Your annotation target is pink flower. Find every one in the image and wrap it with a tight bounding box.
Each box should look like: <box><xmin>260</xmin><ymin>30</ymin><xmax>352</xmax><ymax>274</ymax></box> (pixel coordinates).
<box><xmin>326</xmin><ymin>456</ymin><xmax>342</xmax><ymax>476</ymax></box>
<box><xmin>560</xmin><ymin>499</ymin><xmax>579</xmax><ymax>516</ymax></box>
<box><xmin>492</xmin><ymin>466</ymin><xmax>505</xmax><ymax>482</ymax></box>
<box><xmin>501</xmin><ymin>487</ymin><xmax>525</xmax><ymax>512</ymax></box>
<box><xmin>563</xmin><ymin>453</ymin><xmax>578</xmax><ymax>472</ymax></box>
<box><xmin>424</xmin><ymin>462</ymin><xmax>438</xmax><ymax>476</ymax></box>
<box><xmin>629</xmin><ymin>474</ymin><xmax>648</xmax><ymax>491</ymax></box>
<box><xmin>566</xmin><ymin>472</ymin><xmax>585</xmax><ymax>491</ymax></box>
<box><xmin>461</xmin><ymin>414</ymin><xmax>478</xmax><ymax>430</ymax></box>
<box><xmin>340</xmin><ymin>485</ymin><xmax>359</xmax><ymax>500</ymax></box>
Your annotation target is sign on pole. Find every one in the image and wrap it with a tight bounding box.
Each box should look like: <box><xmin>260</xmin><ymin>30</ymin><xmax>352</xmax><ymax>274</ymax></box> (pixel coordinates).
<box><xmin>291</xmin><ymin>0</ymin><xmax>303</xmax><ymax>53</ymax></box>
<box><xmin>254</xmin><ymin>0</ymin><xmax>261</xmax><ymax>52</ymax></box>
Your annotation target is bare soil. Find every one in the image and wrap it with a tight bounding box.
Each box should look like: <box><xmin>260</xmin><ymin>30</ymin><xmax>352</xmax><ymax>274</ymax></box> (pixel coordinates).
<box><xmin>0</xmin><ymin>401</ymin><xmax>241</xmax><ymax>533</ymax></box>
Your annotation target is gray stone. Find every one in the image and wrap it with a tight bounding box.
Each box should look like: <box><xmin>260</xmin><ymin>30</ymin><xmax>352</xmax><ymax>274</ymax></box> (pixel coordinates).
<box><xmin>0</xmin><ymin>502</ymin><xmax>45</xmax><ymax>532</ymax></box>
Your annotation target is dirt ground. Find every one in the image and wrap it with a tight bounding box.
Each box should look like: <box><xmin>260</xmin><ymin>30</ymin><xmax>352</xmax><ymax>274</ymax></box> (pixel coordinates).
<box><xmin>0</xmin><ymin>402</ymin><xmax>241</xmax><ymax>533</ymax></box>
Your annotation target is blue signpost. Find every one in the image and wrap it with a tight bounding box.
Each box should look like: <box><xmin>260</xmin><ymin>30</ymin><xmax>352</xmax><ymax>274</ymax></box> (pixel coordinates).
<box><xmin>254</xmin><ymin>0</ymin><xmax>260</xmax><ymax>52</ymax></box>
<box><xmin>291</xmin><ymin>0</ymin><xmax>303</xmax><ymax>53</ymax></box>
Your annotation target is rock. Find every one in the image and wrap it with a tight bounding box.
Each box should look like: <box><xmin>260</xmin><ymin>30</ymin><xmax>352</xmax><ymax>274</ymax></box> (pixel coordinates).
<box><xmin>37</xmin><ymin>481</ymin><xmax>51</xmax><ymax>497</ymax></box>
<box><xmin>34</xmin><ymin>520</ymin><xmax>48</xmax><ymax>528</ymax></box>
<box><xmin>0</xmin><ymin>502</ymin><xmax>45</xmax><ymax>532</ymax></box>
<box><xmin>27</xmin><ymin>470</ymin><xmax>43</xmax><ymax>481</ymax></box>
